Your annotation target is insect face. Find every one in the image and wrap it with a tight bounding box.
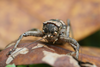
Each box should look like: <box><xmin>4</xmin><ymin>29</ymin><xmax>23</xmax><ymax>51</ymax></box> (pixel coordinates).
<box><xmin>43</xmin><ymin>23</ymin><xmax>59</xmax><ymax>38</ymax></box>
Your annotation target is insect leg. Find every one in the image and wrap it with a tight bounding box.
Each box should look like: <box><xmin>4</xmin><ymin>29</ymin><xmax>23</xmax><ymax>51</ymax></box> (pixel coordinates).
<box><xmin>8</xmin><ymin>28</ymin><xmax>43</xmax><ymax>55</ymax></box>
<box><xmin>60</xmin><ymin>36</ymin><xmax>80</xmax><ymax>59</ymax></box>
<box><xmin>66</xmin><ymin>19</ymin><xmax>73</xmax><ymax>38</ymax></box>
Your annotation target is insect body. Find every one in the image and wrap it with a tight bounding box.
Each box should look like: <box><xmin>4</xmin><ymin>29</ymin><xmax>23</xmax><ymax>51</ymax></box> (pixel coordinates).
<box><xmin>8</xmin><ymin>19</ymin><xmax>80</xmax><ymax>59</ymax></box>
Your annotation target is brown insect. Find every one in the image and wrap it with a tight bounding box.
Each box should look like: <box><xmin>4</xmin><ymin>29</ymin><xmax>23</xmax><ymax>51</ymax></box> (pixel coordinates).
<box><xmin>7</xmin><ymin>19</ymin><xmax>80</xmax><ymax>59</ymax></box>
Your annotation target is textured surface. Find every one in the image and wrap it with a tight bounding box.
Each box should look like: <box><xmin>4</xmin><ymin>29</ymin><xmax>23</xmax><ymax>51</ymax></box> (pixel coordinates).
<box><xmin>0</xmin><ymin>0</ymin><xmax>100</xmax><ymax>49</ymax></box>
<box><xmin>0</xmin><ymin>41</ymin><xmax>99</xmax><ymax>67</ymax></box>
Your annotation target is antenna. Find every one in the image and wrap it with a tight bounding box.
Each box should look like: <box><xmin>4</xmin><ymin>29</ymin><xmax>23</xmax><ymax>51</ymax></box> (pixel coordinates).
<box><xmin>67</xmin><ymin>19</ymin><xmax>74</xmax><ymax>38</ymax></box>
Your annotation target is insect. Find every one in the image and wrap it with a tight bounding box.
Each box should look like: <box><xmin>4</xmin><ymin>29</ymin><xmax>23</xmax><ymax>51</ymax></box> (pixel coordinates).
<box><xmin>7</xmin><ymin>19</ymin><xmax>80</xmax><ymax>59</ymax></box>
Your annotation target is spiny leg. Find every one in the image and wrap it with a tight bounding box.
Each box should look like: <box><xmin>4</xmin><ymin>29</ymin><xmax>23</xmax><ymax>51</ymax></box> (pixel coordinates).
<box><xmin>66</xmin><ymin>19</ymin><xmax>73</xmax><ymax>38</ymax></box>
<box><xmin>67</xmin><ymin>43</ymin><xmax>76</xmax><ymax>55</ymax></box>
<box><xmin>8</xmin><ymin>28</ymin><xmax>43</xmax><ymax>55</ymax></box>
<box><xmin>68</xmin><ymin>37</ymin><xmax>79</xmax><ymax>59</ymax></box>
<box><xmin>60</xmin><ymin>36</ymin><xmax>80</xmax><ymax>59</ymax></box>
<box><xmin>66</xmin><ymin>19</ymin><xmax>79</xmax><ymax>57</ymax></box>
<box><xmin>69</xmin><ymin>43</ymin><xmax>79</xmax><ymax>58</ymax></box>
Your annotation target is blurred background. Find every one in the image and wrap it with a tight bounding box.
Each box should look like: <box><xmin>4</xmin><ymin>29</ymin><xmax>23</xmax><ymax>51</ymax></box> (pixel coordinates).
<box><xmin>0</xmin><ymin>0</ymin><xmax>100</xmax><ymax>56</ymax></box>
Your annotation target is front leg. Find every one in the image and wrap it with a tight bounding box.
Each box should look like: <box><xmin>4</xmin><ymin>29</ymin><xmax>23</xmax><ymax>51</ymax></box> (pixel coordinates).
<box><xmin>8</xmin><ymin>28</ymin><xmax>43</xmax><ymax>55</ymax></box>
<box><xmin>60</xmin><ymin>36</ymin><xmax>80</xmax><ymax>59</ymax></box>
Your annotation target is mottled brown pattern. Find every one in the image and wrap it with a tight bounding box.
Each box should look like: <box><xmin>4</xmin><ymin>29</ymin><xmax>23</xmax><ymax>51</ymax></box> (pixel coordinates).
<box><xmin>0</xmin><ymin>41</ymin><xmax>99</xmax><ymax>67</ymax></box>
<box><xmin>54</xmin><ymin>56</ymin><xmax>79</xmax><ymax>67</ymax></box>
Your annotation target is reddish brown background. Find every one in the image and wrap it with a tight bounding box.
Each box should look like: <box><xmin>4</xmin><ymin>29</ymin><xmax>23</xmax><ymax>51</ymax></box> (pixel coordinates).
<box><xmin>0</xmin><ymin>0</ymin><xmax>100</xmax><ymax>50</ymax></box>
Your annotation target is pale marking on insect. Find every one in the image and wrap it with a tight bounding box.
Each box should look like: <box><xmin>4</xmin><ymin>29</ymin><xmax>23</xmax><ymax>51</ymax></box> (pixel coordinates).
<box><xmin>42</xmin><ymin>50</ymin><xmax>79</xmax><ymax>67</ymax></box>
<box><xmin>44</xmin><ymin>21</ymin><xmax>62</xmax><ymax>27</ymax></box>
<box><xmin>6</xmin><ymin>48</ymin><xmax>29</xmax><ymax>64</ymax></box>
<box><xmin>26</xmin><ymin>31</ymin><xmax>39</xmax><ymax>34</ymax></box>
<box><xmin>32</xmin><ymin>43</ymin><xmax>55</xmax><ymax>51</ymax></box>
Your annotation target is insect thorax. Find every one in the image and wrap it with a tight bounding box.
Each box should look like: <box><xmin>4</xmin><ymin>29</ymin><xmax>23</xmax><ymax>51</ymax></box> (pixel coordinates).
<box><xmin>43</xmin><ymin>19</ymin><xmax>66</xmax><ymax>30</ymax></box>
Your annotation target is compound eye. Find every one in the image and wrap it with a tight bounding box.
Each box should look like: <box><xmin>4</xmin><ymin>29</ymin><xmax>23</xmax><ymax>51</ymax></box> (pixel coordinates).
<box><xmin>43</xmin><ymin>28</ymin><xmax>48</xmax><ymax>33</ymax></box>
<box><xmin>53</xmin><ymin>32</ymin><xmax>57</xmax><ymax>36</ymax></box>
